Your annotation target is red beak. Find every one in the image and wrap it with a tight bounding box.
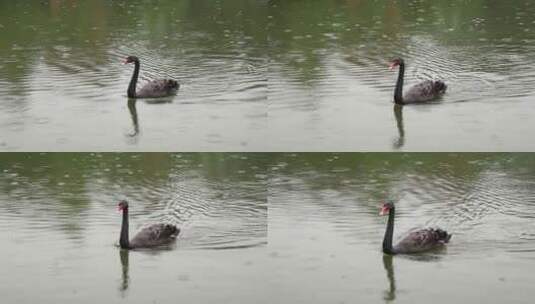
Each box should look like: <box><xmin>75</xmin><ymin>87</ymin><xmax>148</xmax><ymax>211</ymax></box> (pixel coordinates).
<box><xmin>123</xmin><ymin>60</ymin><xmax>129</xmax><ymax>65</ymax></box>
<box><xmin>389</xmin><ymin>63</ymin><xmax>396</xmax><ymax>70</ymax></box>
<box><xmin>379</xmin><ymin>206</ymin><xmax>389</xmax><ymax>216</ymax></box>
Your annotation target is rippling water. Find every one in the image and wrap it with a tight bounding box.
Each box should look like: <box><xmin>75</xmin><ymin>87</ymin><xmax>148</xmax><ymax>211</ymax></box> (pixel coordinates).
<box><xmin>268</xmin><ymin>0</ymin><xmax>535</xmax><ymax>151</ymax></box>
<box><xmin>0</xmin><ymin>153</ymin><xmax>267</xmax><ymax>303</ymax></box>
<box><xmin>2</xmin><ymin>153</ymin><xmax>535</xmax><ymax>302</ymax></box>
<box><xmin>0</xmin><ymin>1</ymin><xmax>267</xmax><ymax>151</ymax></box>
<box><xmin>268</xmin><ymin>153</ymin><xmax>535</xmax><ymax>303</ymax></box>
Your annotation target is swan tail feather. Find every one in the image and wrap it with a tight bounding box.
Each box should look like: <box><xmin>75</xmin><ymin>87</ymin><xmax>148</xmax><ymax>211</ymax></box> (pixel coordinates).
<box><xmin>434</xmin><ymin>228</ymin><xmax>451</xmax><ymax>243</ymax></box>
<box><xmin>434</xmin><ymin>81</ymin><xmax>447</xmax><ymax>94</ymax></box>
<box><xmin>165</xmin><ymin>79</ymin><xmax>179</xmax><ymax>90</ymax></box>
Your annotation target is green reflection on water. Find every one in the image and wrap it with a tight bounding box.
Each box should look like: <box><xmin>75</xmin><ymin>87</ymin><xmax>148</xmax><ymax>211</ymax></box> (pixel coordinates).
<box><xmin>269</xmin><ymin>0</ymin><xmax>535</xmax><ymax>82</ymax></box>
<box><xmin>0</xmin><ymin>0</ymin><xmax>266</xmax><ymax>86</ymax></box>
<box><xmin>0</xmin><ymin>153</ymin><xmax>268</xmax><ymax>238</ymax></box>
<box><xmin>270</xmin><ymin>153</ymin><xmax>535</xmax><ymax>202</ymax></box>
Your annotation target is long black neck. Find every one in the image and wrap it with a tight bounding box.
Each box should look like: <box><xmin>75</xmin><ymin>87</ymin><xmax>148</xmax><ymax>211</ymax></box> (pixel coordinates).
<box><xmin>120</xmin><ymin>208</ymin><xmax>130</xmax><ymax>249</ymax></box>
<box><xmin>382</xmin><ymin>207</ymin><xmax>395</xmax><ymax>254</ymax></box>
<box><xmin>394</xmin><ymin>62</ymin><xmax>405</xmax><ymax>105</ymax></box>
<box><xmin>127</xmin><ymin>61</ymin><xmax>140</xmax><ymax>98</ymax></box>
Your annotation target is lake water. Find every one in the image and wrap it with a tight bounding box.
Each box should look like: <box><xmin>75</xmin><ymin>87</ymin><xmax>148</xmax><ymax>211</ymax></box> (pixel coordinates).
<box><xmin>0</xmin><ymin>1</ymin><xmax>267</xmax><ymax>151</ymax></box>
<box><xmin>2</xmin><ymin>0</ymin><xmax>535</xmax><ymax>302</ymax></box>
<box><xmin>269</xmin><ymin>153</ymin><xmax>535</xmax><ymax>303</ymax></box>
<box><xmin>4</xmin><ymin>1</ymin><xmax>535</xmax><ymax>151</ymax></box>
<box><xmin>268</xmin><ymin>0</ymin><xmax>535</xmax><ymax>151</ymax></box>
<box><xmin>1</xmin><ymin>153</ymin><xmax>535</xmax><ymax>303</ymax></box>
<box><xmin>0</xmin><ymin>153</ymin><xmax>268</xmax><ymax>303</ymax></box>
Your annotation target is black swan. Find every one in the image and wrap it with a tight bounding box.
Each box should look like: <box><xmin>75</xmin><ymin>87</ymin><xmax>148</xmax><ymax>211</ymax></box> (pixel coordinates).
<box><xmin>389</xmin><ymin>58</ymin><xmax>447</xmax><ymax>105</ymax></box>
<box><xmin>123</xmin><ymin>56</ymin><xmax>179</xmax><ymax>98</ymax></box>
<box><xmin>380</xmin><ymin>201</ymin><xmax>451</xmax><ymax>254</ymax></box>
<box><xmin>117</xmin><ymin>200</ymin><xmax>180</xmax><ymax>249</ymax></box>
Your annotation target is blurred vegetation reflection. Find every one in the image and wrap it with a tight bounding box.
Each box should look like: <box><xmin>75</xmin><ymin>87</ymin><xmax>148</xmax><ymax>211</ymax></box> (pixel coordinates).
<box><xmin>268</xmin><ymin>0</ymin><xmax>535</xmax><ymax>83</ymax></box>
<box><xmin>0</xmin><ymin>0</ymin><xmax>267</xmax><ymax>87</ymax></box>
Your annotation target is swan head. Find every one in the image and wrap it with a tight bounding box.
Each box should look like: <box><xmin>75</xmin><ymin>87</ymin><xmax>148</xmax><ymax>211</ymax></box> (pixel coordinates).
<box><xmin>389</xmin><ymin>58</ymin><xmax>404</xmax><ymax>70</ymax></box>
<box><xmin>379</xmin><ymin>201</ymin><xmax>395</xmax><ymax>216</ymax></box>
<box><xmin>118</xmin><ymin>200</ymin><xmax>129</xmax><ymax>212</ymax></box>
<box><xmin>123</xmin><ymin>56</ymin><xmax>139</xmax><ymax>65</ymax></box>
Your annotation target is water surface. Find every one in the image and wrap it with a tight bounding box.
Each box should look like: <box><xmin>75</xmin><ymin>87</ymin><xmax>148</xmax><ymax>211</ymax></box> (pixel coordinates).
<box><xmin>268</xmin><ymin>0</ymin><xmax>535</xmax><ymax>151</ymax></box>
<box><xmin>0</xmin><ymin>0</ymin><xmax>267</xmax><ymax>151</ymax></box>
<box><xmin>0</xmin><ymin>153</ymin><xmax>268</xmax><ymax>303</ymax></box>
<box><xmin>269</xmin><ymin>153</ymin><xmax>535</xmax><ymax>303</ymax></box>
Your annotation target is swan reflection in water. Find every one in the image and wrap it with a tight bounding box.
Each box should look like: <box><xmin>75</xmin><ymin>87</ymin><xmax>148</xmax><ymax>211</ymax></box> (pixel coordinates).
<box><xmin>382</xmin><ymin>254</ymin><xmax>396</xmax><ymax>303</ymax></box>
<box><xmin>119</xmin><ymin>249</ymin><xmax>130</xmax><ymax>296</ymax></box>
<box><xmin>126</xmin><ymin>98</ymin><xmax>175</xmax><ymax>143</ymax></box>
<box><xmin>392</xmin><ymin>104</ymin><xmax>405</xmax><ymax>150</ymax></box>
<box><xmin>126</xmin><ymin>98</ymin><xmax>173</xmax><ymax>144</ymax></box>
<box><xmin>117</xmin><ymin>248</ymin><xmax>178</xmax><ymax>296</ymax></box>
<box><xmin>127</xmin><ymin>99</ymin><xmax>140</xmax><ymax>138</ymax></box>
<box><xmin>382</xmin><ymin>253</ymin><xmax>446</xmax><ymax>303</ymax></box>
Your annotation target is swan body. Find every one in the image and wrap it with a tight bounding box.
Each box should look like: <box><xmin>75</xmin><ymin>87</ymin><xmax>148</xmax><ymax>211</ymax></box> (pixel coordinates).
<box><xmin>124</xmin><ymin>56</ymin><xmax>179</xmax><ymax>98</ymax></box>
<box><xmin>118</xmin><ymin>200</ymin><xmax>179</xmax><ymax>249</ymax></box>
<box><xmin>136</xmin><ymin>79</ymin><xmax>179</xmax><ymax>98</ymax></box>
<box><xmin>389</xmin><ymin>58</ymin><xmax>447</xmax><ymax>105</ymax></box>
<box><xmin>390</xmin><ymin>227</ymin><xmax>451</xmax><ymax>254</ymax></box>
<box><xmin>380</xmin><ymin>201</ymin><xmax>451</xmax><ymax>254</ymax></box>
<box><xmin>128</xmin><ymin>223</ymin><xmax>180</xmax><ymax>248</ymax></box>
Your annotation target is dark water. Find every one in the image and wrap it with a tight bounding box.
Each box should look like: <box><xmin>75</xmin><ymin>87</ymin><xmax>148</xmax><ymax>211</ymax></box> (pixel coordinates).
<box><xmin>268</xmin><ymin>0</ymin><xmax>535</xmax><ymax>151</ymax></box>
<box><xmin>0</xmin><ymin>153</ymin><xmax>267</xmax><ymax>303</ymax></box>
<box><xmin>0</xmin><ymin>1</ymin><xmax>267</xmax><ymax>151</ymax></box>
<box><xmin>269</xmin><ymin>153</ymin><xmax>535</xmax><ymax>303</ymax></box>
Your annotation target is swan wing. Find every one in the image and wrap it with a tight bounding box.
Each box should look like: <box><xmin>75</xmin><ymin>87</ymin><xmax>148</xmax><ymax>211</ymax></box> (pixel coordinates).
<box><xmin>404</xmin><ymin>80</ymin><xmax>447</xmax><ymax>103</ymax></box>
<box><xmin>130</xmin><ymin>223</ymin><xmax>180</xmax><ymax>248</ymax></box>
<box><xmin>393</xmin><ymin>228</ymin><xmax>451</xmax><ymax>253</ymax></box>
<box><xmin>137</xmin><ymin>79</ymin><xmax>179</xmax><ymax>98</ymax></box>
